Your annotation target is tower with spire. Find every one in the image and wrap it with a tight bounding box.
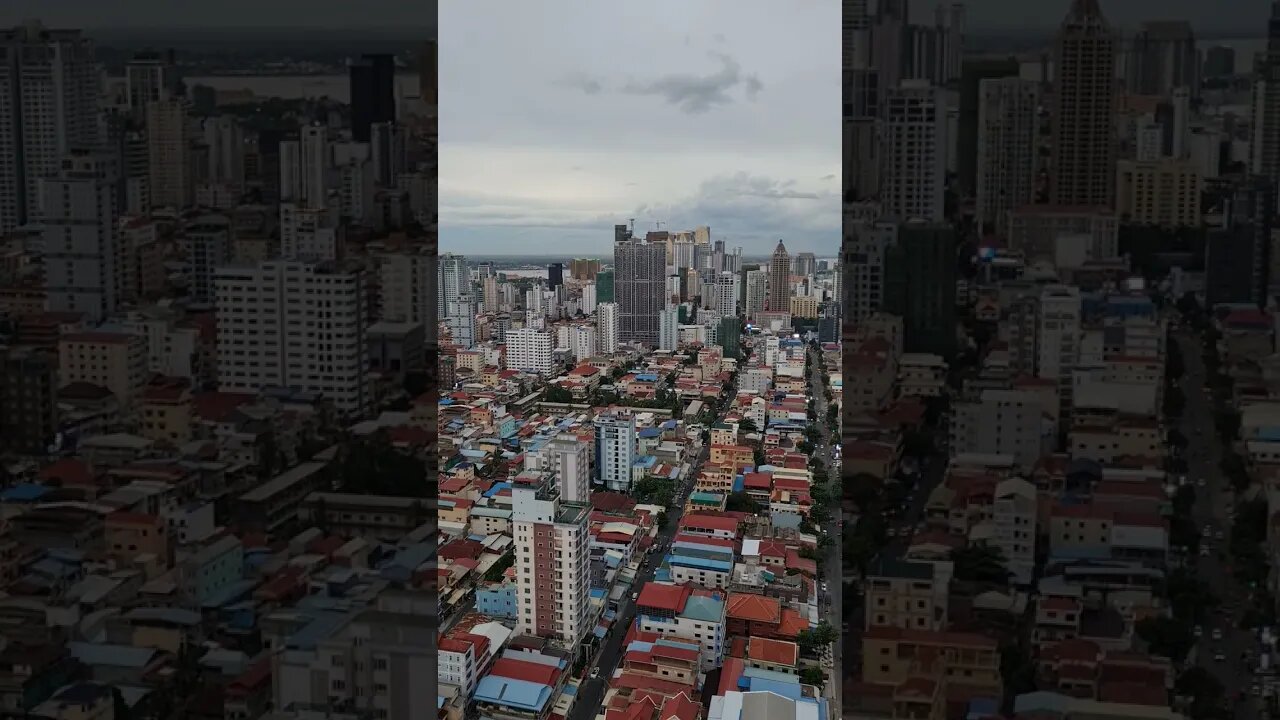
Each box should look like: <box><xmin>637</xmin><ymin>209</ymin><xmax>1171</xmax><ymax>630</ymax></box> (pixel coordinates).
<box><xmin>1049</xmin><ymin>0</ymin><xmax>1118</xmax><ymax>208</ymax></box>
<box><xmin>767</xmin><ymin>240</ymin><xmax>791</xmax><ymax>313</ymax></box>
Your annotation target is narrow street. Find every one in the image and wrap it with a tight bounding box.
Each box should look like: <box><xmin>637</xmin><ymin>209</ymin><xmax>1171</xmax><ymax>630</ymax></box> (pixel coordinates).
<box><xmin>1177</xmin><ymin>330</ymin><xmax>1261</xmax><ymax>718</ymax></box>
<box><xmin>806</xmin><ymin>344</ymin><xmax>841</xmax><ymax>716</ymax></box>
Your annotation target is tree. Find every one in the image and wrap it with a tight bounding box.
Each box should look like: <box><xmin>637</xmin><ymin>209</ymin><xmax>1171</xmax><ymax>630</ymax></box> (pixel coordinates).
<box><xmin>544</xmin><ymin>385</ymin><xmax>574</xmax><ymax>403</ymax></box>
<box><xmin>655</xmin><ymin>511</ymin><xmax>669</xmax><ymax>530</ymax></box>
<box><xmin>847</xmin><ymin>473</ymin><xmax>882</xmax><ymax>511</ymax></box>
<box><xmin>1175</xmin><ymin>667</ymin><xmax>1226</xmax><ymax>720</ymax></box>
<box><xmin>726</xmin><ymin>492</ymin><xmax>762</xmax><ymax>513</ymax></box>
<box><xmin>739</xmin><ymin>418</ymin><xmax>758</xmax><ymax>434</ymax></box>
<box><xmin>1165</xmin><ymin>568</ymin><xmax>1219</xmax><ymax>622</ymax></box>
<box><xmin>800</xmin><ymin>666</ymin><xmax>826</xmax><ymax>688</ymax></box>
<box><xmin>796</xmin><ymin>621</ymin><xmax>837</xmax><ymax>655</ymax></box>
<box><xmin>484</xmin><ymin>552</ymin><xmax>515</xmax><ymax>582</ymax></box>
<box><xmin>949</xmin><ymin>545</ymin><xmax>1011</xmax><ymax>585</ymax></box>
<box><xmin>1136</xmin><ymin>615</ymin><xmax>1194</xmax><ymax>663</ymax></box>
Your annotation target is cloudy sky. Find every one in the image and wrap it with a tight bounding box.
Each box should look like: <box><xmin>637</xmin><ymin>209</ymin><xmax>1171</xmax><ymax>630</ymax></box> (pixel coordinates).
<box><xmin>438</xmin><ymin>1</ymin><xmax>839</xmax><ymax>256</ymax></box>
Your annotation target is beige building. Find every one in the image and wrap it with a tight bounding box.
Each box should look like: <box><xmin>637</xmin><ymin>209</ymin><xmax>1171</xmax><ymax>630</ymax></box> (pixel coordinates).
<box><xmin>789</xmin><ymin>295</ymin><xmax>819</xmax><ymax>319</ymax></box>
<box><xmin>58</xmin><ymin>331</ymin><xmax>148</xmax><ymax>407</ymax></box>
<box><xmin>1116</xmin><ymin>158</ymin><xmax>1202</xmax><ymax>227</ymax></box>
<box><xmin>138</xmin><ymin>378</ymin><xmax>193</xmax><ymax>446</ymax></box>
<box><xmin>104</xmin><ymin>511</ymin><xmax>171</xmax><ymax>577</ymax></box>
<box><xmin>864</xmin><ymin>558</ymin><xmax>950</xmax><ymax>632</ymax></box>
<box><xmin>861</xmin><ymin>626</ymin><xmax>1002</xmax><ymax>696</ymax></box>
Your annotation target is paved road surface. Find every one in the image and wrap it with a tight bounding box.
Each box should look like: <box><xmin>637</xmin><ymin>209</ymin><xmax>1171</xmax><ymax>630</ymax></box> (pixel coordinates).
<box><xmin>807</xmin><ymin>344</ymin><xmax>842</xmax><ymax>716</ymax></box>
<box><xmin>1178</xmin><ymin>330</ymin><xmax>1263</xmax><ymax>717</ymax></box>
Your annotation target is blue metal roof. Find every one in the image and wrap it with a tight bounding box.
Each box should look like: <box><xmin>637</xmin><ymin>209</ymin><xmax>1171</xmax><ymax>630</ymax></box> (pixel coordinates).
<box><xmin>669</xmin><ymin>555</ymin><xmax>733</xmax><ymax>572</ymax></box>
<box><xmin>69</xmin><ymin>642</ymin><xmax>157</xmax><ymax>668</ymax></box>
<box><xmin>681</xmin><ymin>594</ymin><xmax>724</xmax><ymax>623</ymax></box>
<box><xmin>474</xmin><ymin>676</ymin><xmax>552</xmax><ymax>712</ymax></box>
<box><xmin>0</xmin><ymin>483</ymin><xmax>48</xmax><ymax>502</ymax></box>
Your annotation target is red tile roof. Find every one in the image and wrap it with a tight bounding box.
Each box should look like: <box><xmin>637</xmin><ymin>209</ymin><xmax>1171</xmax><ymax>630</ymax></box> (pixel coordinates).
<box><xmin>637</xmin><ymin>583</ymin><xmax>691</xmax><ymax>613</ymax></box>
<box><xmin>489</xmin><ymin>657</ymin><xmax>559</xmax><ymax>686</ymax></box>
<box><xmin>725</xmin><ymin>593</ymin><xmax>781</xmax><ymax>623</ymax></box>
<box><xmin>747</xmin><ymin>637</ymin><xmax>798</xmax><ymax>667</ymax></box>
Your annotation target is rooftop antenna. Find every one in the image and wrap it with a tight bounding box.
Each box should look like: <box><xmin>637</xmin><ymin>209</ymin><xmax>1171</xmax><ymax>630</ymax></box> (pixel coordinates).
<box><xmin>655</xmin><ymin>221</ymin><xmax>665</xmax><ymax>231</ymax></box>
<box><xmin>629</xmin><ymin>217</ymin><xmax>635</xmax><ymax>235</ymax></box>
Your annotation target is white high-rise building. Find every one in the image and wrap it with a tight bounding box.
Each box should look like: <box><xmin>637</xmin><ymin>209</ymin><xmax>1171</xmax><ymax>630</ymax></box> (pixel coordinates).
<box><xmin>975</xmin><ymin>78</ymin><xmax>1039</xmax><ymax>237</ymax></box>
<box><xmin>581</xmin><ymin>283</ymin><xmax>597</xmax><ymax>315</ymax></box>
<box><xmin>594</xmin><ymin>413</ymin><xmax>636</xmax><ymax>491</ymax></box>
<box><xmin>125</xmin><ymin>50</ymin><xmax>178</xmax><ymax>115</ymax></box>
<box><xmin>506</xmin><ymin>328</ymin><xmax>553</xmax><ymax>375</ymax></box>
<box><xmin>512</xmin><ymin>485</ymin><xmax>591</xmax><ymax>646</ymax></box>
<box><xmin>658</xmin><ymin>307</ymin><xmax>680</xmax><ymax>352</ymax></box>
<box><xmin>0</xmin><ymin>23</ymin><xmax>99</xmax><ymax>232</ymax></box>
<box><xmin>41</xmin><ymin>152</ymin><xmax>118</xmax><ymax>322</ymax></box>
<box><xmin>201</xmin><ymin>115</ymin><xmax>245</xmax><ymax>191</ymax></box>
<box><xmin>337</xmin><ymin>157</ymin><xmax>375</xmax><ymax>223</ymax></box>
<box><xmin>744</xmin><ymin>269</ymin><xmax>768</xmax><ymax>320</ymax></box>
<box><xmin>525</xmin><ymin>288</ymin><xmax>545</xmax><ymax>319</ymax></box>
<box><xmin>551</xmin><ymin>434</ymin><xmax>590</xmax><ymax>504</ymax></box>
<box><xmin>482</xmin><ymin>276</ymin><xmax>501</xmax><ymax>313</ymax></box>
<box><xmin>280</xmin><ymin>204</ymin><xmax>342</xmax><ymax>261</ymax></box>
<box><xmin>1038</xmin><ymin>284</ymin><xmax>1082</xmax><ymax>407</ymax></box>
<box><xmin>215</xmin><ymin>260</ymin><xmax>372</xmax><ymax>416</ymax></box>
<box><xmin>846</xmin><ymin>222</ymin><xmax>895</xmax><ymax>323</ymax></box>
<box><xmin>380</xmin><ymin>249</ymin><xmax>435</xmax><ymax>326</ymax></box>
<box><xmin>451</xmin><ymin>294</ymin><xmax>476</xmax><ymax>349</ymax></box>
<box><xmin>949</xmin><ymin>387</ymin><xmax>1047</xmax><ymax>472</ymax></box>
<box><xmin>597</xmin><ymin>302</ymin><xmax>619</xmax><ymax>354</ymax></box>
<box><xmin>569</xmin><ymin>324</ymin><xmax>596</xmax><ymax>361</ymax></box>
<box><xmin>279</xmin><ymin>125</ymin><xmax>331</xmax><ymax>209</ymax></box>
<box><xmin>181</xmin><ymin>214</ymin><xmax>231</xmax><ymax>306</ymax></box>
<box><xmin>146</xmin><ymin>99</ymin><xmax>192</xmax><ymax>209</ymax></box>
<box><xmin>714</xmin><ymin>271</ymin><xmax>738</xmax><ymax>317</ymax></box>
<box><xmin>882</xmin><ymin>80</ymin><xmax>946</xmax><ymax>222</ymax></box>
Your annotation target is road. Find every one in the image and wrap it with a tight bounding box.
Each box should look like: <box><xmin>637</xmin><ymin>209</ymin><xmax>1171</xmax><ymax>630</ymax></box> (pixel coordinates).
<box><xmin>1177</xmin><ymin>330</ymin><xmax>1263</xmax><ymax>717</ymax></box>
<box><xmin>568</xmin><ymin>364</ymin><xmax>736</xmax><ymax>720</ymax></box>
<box><xmin>806</xmin><ymin>344</ymin><xmax>842</xmax><ymax>716</ymax></box>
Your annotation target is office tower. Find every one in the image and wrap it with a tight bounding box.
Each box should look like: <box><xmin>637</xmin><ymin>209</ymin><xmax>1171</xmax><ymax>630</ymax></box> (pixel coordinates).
<box><xmin>614</xmin><ymin>239</ymin><xmax>666</xmax><ymax>345</ymax></box>
<box><xmin>548</xmin><ymin>263</ymin><xmax>564</xmax><ymax>289</ymax></box>
<box><xmin>882</xmin><ymin>81</ymin><xmax>947</xmax><ymax>222</ymax></box>
<box><xmin>1128</xmin><ymin>21</ymin><xmax>1198</xmax><ymax>97</ymax></box>
<box><xmin>279</xmin><ymin>125</ymin><xmax>330</xmax><ymax>209</ymax></box>
<box><xmin>744</xmin><ymin>269</ymin><xmax>768</xmax><ymax>321</ymax></box>
<box><xmin>1050</xmin><ymin>0</ymin><xmax>1119</xmax><ymax>207</ymax></box>
<box><xmin>903</xmin><ymin>3</ymin><xmax>965</xmax><ymax>85</ymax></box>
<box><xmin>1116</xmin><ymin>159</ymin><xmax>1203</xmax><ymax>227</ymax></box>
<box><xmin>694</xmin><ymin>225</ymin><xmax>711</xmax><ymax>245</ymax></box>
<box><xmin>1253</xmin><ymin>4</ymin><xmax>1280</xmax><ymax>193</ymax></box>
<box><xmin>451</xmin><ymin>295</ymin><xmax>476</xmax><ymax>348</ymax></box>
<box><xmin>512</xmin><ymin>484</ymin><xmax>590</xmax><ymax>646</ymax></box>
<box><xmin>482</xmin><ymin>276</ymin><xmax>500</xmax><ymax>313</ymax></box>
<box><xmin>1204</xmin><ymin>46</ymin><xmax>1236</xmax><ymax>78</ymax></box>
<box><xmin>215</xmin><ymin>260</ymin><xmax>372</xmax><ymax>416</ymax></box>
<box><xmin>595</xmin><ymin>270</ymin><xmax>614</xmax><ymax>302</ymax></box>
<box><xmin>957</xmin><ymin>58</ymin><xmax>1022</xmax><ymax>199</ymax></box>
<box><xmin>349</xmin><ymin>54</ymin><xmax>396</xmax><ymax>143</ymax></box>
<box><xmin>183</xmin><ymin>214</ymin><xmax>231</xmax><ymax>305</ymax></box>
<box><xmin>673</xmin><ymin>241</ymin><xmax>696</xmax><ymax>271</ymax></box>
<box><xmin>201</xmin><ymin>115</ymin><xmax>245</xmax><ymax>192</ymax></box>
<box><xmin>844</xmin><ymin>219</ymin><xmax>896</xmax><ymax>319</ymax></box>
<box><xmin>438</xmin><ymin>253</ymin><xmax>468</xmax><ymax>322</ymax></box>
<box><xmin>714</xmin><ymin>271</ymin><xmax>738</xmax><ymax>317</ymax></box>
<box><xmin>793</xmin><ymin>252</ymin><xmax>817</xmax><ymax>277</ymax></box>
<box><xmin>597</xmin><ymin>302</ymin><xmax>619</xmax><ymax>354</ymax></box>
<box><xmin>0</xmin><ymin>23</ymin><xmax>99</xmax><ymax>231</ymax></box>
<box><xmin>41</xmin><ymin>152</ymin><xmax>119</xmax><ymax>322</ymax></box>
<box><xmin>614</xmin><ymin>224</ymin><xmax>631</xmax><ymax>243</ymax></box>
<box><xmin>718</xmin><ymin>316</ymin><xmax>741</xmax><ymax>358</ymax></box>
<box><xmin>594</xmin><ymin>413</ymin><xmax>636</xmax><ymax>491</ymax></box>
<box><xmin>1037</xmin><ymin>284</ymin><xmax>1082</xmax><ymax>407</ymax></box>
<box><xmin>506</xmin><ymin>328</ymin><xmax>553</xmax><ymax>375</ymax></box>
<box><xmin>569</xmin><ymin>258</ymin><xmax>601</xmax><ymax>280</ymax></box>
<box><xmin>767</xmin><ymin>240</ymin><xmax>791</xmax><ymax>312</ymax></box>
<box><xmin>280</xmin><ymin>204</ymin><xmax>342</xmax><ymax>261</ymax></box>
<box><xmin>975</xmin><ymin>78</ymin><xmax>1039</xmax><ymax>237</ymax></box>
<box><xmin>883</xmin><ymin>221</ymin><xmax>956</xmax><ymax>357</ymax></box>
<box><xmin>1205</xmin><ymin>177</ymin><xmax>1274</xmax><ymax>308</ymax></box>
<box><xmin>146</xmin><ymin>99</ymin><xmax>192</xmax><ymax>209</ymax></box>
<box><xmin>125</xmin><ymin>49</ymin><xmax>179</xmax><ymax>116</ymax></box>
<box><xmin>658</xmin><ymin>307</ymin><xmax>680</xmax><ymax>352</ymax></box>
<box><xmin>369</xmin><ymin>121</ymin><xmax>404</xmax><ymax>186</ymax></box>
<box><xmin>379</xmin><ymin>249</ymin><xmax>436</xmax><ymax>326</ymax></box>
<box><xmin>580</xmin><ymin>284</ymin><xmax>597</xmax><ymax>315</ymax></box>
<box><xmin>711</xmin><ymin>240</ymin><xmax>726</xmax><ymax>273</ymax></box>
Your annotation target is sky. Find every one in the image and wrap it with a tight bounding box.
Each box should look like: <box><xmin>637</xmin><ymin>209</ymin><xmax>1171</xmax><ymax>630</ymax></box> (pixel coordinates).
<box><xmin>437</xmin><ymin>1</ymin><xmax>839</xmax><ymax>256</ymax></box>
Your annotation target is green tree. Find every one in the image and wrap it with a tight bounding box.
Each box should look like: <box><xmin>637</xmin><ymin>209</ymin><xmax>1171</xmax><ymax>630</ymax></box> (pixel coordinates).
<box><xmin>1165</xmin><ymin>568</ymin><xmax>1219</xmax><ymax>622</ymax></box>
<box><xmin>846</xmin><ymin>473</ymin><xmax>882</xmax><ymax>512</ymax></box>
<box><xmin>1136</xmin><ymin>615</ymin><xmax>1194</xmax><ymax>663</ymax></box>
<box><xmin>544</xmin><ymin>385</ymin><xmax>574</xmax><ymax>403</ymax></box>
<box><xmin>484</xmin><ymin>552</ymin><xmax>515</xmax><ymax>582</ymax></box>
<box><xmin>1175</xmin><ymin>667</ymin><xmax>1226</xmax><ymax>720</ymax></box>
<box><xmin>949</xmin><ymin>544</ymin><xmax>1011</xmax><ymax>585</ymax></box>
<box><xmin>799</xmin><ymin>666</ymin><xmax>825</xmax><ymax>688</ymax></box>
<box><xmin>726</xmin><ymin>492</ymin><xmax>762</xmax><ymax>513</ymax></box>
<box><xmin>796</xmin><ymin>621</ymin><xmax>837</xmax><ymax>655</ymax></box>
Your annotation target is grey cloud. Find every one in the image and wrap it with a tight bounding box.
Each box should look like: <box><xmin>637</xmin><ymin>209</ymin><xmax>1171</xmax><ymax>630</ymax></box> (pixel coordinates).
<box><xmin>561</xmin><ymin>72</ymin><xmax>604</xmax><ymax>95</ymax></box>
<box><xmin>620</xmin><ymin>53</ymin><xmax>762</xmax><ymax>114</ymax></box>
<box><xmin>821</xmin><ymin>174</ymin><xmax>836</xmax><ymax>181</ymax></box>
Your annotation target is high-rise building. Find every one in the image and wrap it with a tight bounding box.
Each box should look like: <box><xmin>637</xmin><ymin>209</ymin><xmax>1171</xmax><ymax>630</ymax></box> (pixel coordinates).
<box><xmin>183</xmin><ymin>214</ymin><xmax>231</xmax><ymax>305</ymax></box>
<box><xmin>975</xmin><ymin>78</ymin><xmax>1039</xmax><ymax>237</ymax></box>
<box><xmin>597</xmin><ymin>302</ymin><xmax>619</xmax><ymax>354</ymax></box>
<box><xmin>594</xmin><ymin>413</ymin><xmax>636</xmax><ymax>491</ymax></box>
<box><xmin>1204</xmin><ymin>46</ymin><xmax>1236</xmax><ymax>78</ymax></box>
<box><xmin>201</xmin><ymin>115</ymin><xmax>246</xmax><ymax>192</ymax></box>
<box><xmin>551</xmin><ymin>434</ymin><xmax>590</xmax><ymax>505</ymax></box>
<box><xmin>744</xmin><ymin>268</ymin><xmax>769</xmax><ymax>321</ymax></box>
<box><xmin>0</xmin><ymin>347</ymin><xmax>59</xmax><ymax>456</ymax></box>
<box><xmin>793</xmin><ymin>252</ymin><xmax>817</xmax><ymax>277</ymax></box>
<box><xmin>215</xmin><ymin>260</ymin><xmax>372</xmax><ymax>416</ymax></box>
<box><xmin>1050</xmin><ymin>0</ymin><xmax>1119</xmax><ymax>207</ymax></box>
<box><xmin>379</xmin><ymin>248</ymin><xmax>436</xmax><ymax>327</ymax></box>
<box><xmin>1116</xmin><ymin>158</ymin><xmax>1203</xmax><ymax>228</ymax></box>
<box><xmin>883</xmin><ymin>221</ymin><xmax>956</xmax><ymax>357</ymax></box>
<box><xmin>512</xmin><ymin>484</ymin><xmax>591</xmax><ymax>646</ymax></box>
<box><xmin>718</xmin><ymin>316</ymin><xmax>741</xmax><ymax>358</ymax></box>
<box><xmin>1127</xmin><ymin>21</ymin><xmax>1198</xmax><ymax>97</ymax></box>
<box><xmin>125</xmin><ymin>49</ymin><xmax>179</xmax><ymax>116</ymax></box>
<box><xmin>280</xmin><ymin>205</ymin><xmax>342</xmax><ymax>261</ymax></box>
<box><xmin>1205</xmin><ymin>176</ymin><xmax>1274</xmax><ymax>308</ymax></box>
<box><xmin>1037</xmin><ymin>284</ymin><xmax>1082</xmax><ymax>406</ymax></box>
<box><xmin>41</xmin><ymin>152</ymin><xmax>118</xmax><ymax>322</ymax></box>
<box><xmin>349</xmin><ymin>54</ymin><xmax>396</xmax><ymax>143</ymax></box>
<box><xmin>0</xmin><ymin>23</ymin><xmax>99</xmax><ymax>232</ymax></box>
<box><xmin>438</xmin><ymin>253</ymin><xmax>469</xmax><ymax>324</ymax></box>
<box><xmin>882</xmin><ymin>81</ymin><xmax>947</xmax><ymax>222</ymax></box>
<box><xmin>279</xmin><ymin>126</ymin><xmax>330</xmax><ymax>209</ymax></box>
<box><xmin>506</xmin><ymin>328</ymin><xmax>553</xmax><ymax>375</ymax></box>
<box><xmin>658</xmin><ymin>307</ymin><xmax>680</xmax><ymax>352</ymax></box>
<box><xmin>957</xmin><ymin>57</ymin><xmax>1022</xmax><ymax>198</ymax></box>
<box><xmin>767</xmin><ymin>240</ymin><xmax>791</xmax><ymax>312</ymax></box>
<box><xmin>1253</xmin><ymin>3</ymin><xmax>1280</xmax><ymax>194</ymax></box>
<box><xmin>615</xmin><ymin>239</ymin><xmax>666</xmax><ymax>345</ymax></box>
<box><xmin>146</xmin><ymin>99</ymin><xmax>193</xmax><ymax>209</ymax></box>
<box><xmin>714</xmin><ymin>271</ymin><xmax>739</xmax><ymax>317</ymax></box>
<box><xmin>569</xmin><ymin>258</ymin><xmax>601</xmax><ymax>280</ymax></box>
<box><xmin>596</xmin><ymin>270</ymin><xmax>614</xmax><ymax>302</ymax></box>
<box><xmin>547</xmin><ymin>263</ymin><xmax>564</xmax><ymax>289</ymax></box>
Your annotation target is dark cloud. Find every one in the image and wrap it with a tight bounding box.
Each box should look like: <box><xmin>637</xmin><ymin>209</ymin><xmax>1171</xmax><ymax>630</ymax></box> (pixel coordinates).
<box><xmin>561</xmin><ymin>73</ymin><xmax>604</xmax><ymax>95</ymax></box>
<box><xmin>620</xmin><ymin>53</ymin><xmax>762</xmax><ymax>114</ymax></box>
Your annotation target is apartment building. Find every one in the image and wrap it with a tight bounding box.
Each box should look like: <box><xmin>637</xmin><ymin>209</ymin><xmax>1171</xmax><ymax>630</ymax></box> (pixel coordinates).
<box><xmin>58</xmin><ymin>331</ymin><xmax>148</xmax><ymax>408</ymax></box>
<box><xmin>863</xmin><ymin>558</ymin><xmax>950</xmax><ymax>632</ymax></box>
<box><xmin>512</xmin><ymin>486</ymin><xmax>591</xmax><ymax>647</ymax></box>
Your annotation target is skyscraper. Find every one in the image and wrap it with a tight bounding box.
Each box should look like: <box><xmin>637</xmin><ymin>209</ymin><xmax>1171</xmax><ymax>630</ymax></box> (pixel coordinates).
<box><xmin>1252</xmin><ymin>3</ymin><xmax>1280</xmax><ymax>192</ymax></box>
<box><xmin>1050</xmin><ymin>0</ymin><xmax>1118</xmax><ymax>207</ymax></box>
<box><xmin>349</xmin><ymin>54</ymin><xmax>396</xmax><ymax>143</ymax></box>
<box><xmin>615</xmin><ymin>239</ymin><xmax>666</xmax><ymax>345</ymax></box>
<box><xmin>0</xmin><ymin>23</ymin><xmax>99</xmax><ymax>231</ymax></box>
<box><xmin>125</xmin><ymin>49</ymin><xmax>179</xmax><ymax>116</ymax></box>
<box><xmin>1127</xmin><ymin>21</ymin><xmax>1198</xmax><ymax>97</ymax></box>
<box><xmin>882</xmin><ymin>81</ymin><xmax>947</xmax><ymax>222</ymax></box>
<box><xmin>597</xmin><ymin>302</ymin><xmax>619</xmax><ymax>354</ymax></box>
<box><xmin>279</xmin><ymin>126</ymin><xmax>331</xmax><ymax>209</ymax></box>
<box><xmin>767</xmin><ymin>240</ymin><xmax>791</xmax><ymax>312</ymax></box>
<box><xmin>975</xmin><ymin>78</ymin><xmax>1039</xmax><ymax>237</ymax></box>
<box><xmin>744</xmin><ymin>268</ymin><xmax>769</xmax><ymax>321</ymax></box>
<box><xmin>596</xmin><ymin>270</ymin><xmax>614</xmax><ymax>302</ymax></box>
<box><xmin>146</xmin><ymin>99</ymin><xmax>193</xmax><ymax>210</ymax></box>
<box><xmin>846</xmin><ymin>222</ymin><xmax>895</xmax><ymax>323</ymax></box>
<box><xmin>547</xmin><ymin>262</ymin><xmax>564</xmax><ymax>289</ymax></box>
<box><xmin>41</xmin><ymin>152</ymin><xmax>118</xmax><ymax>322</ymax></box>
<box><xmin>1205</xmin><ymin>177</ymin><xmax>1274</xmax><ymax>308</ymax></box>
<box><xmin>883</xmin><ymin>221</ymin><xmax>957</xmax><ymax>357</ymax></box>
<box><xmin>658</xmin><ymin>307</ymin><xmax>680</xmax><ymax>352</ymax></box>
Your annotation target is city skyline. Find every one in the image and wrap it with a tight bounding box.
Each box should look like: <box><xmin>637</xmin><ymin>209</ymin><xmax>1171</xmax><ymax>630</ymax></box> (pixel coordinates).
<box><xmin>438</xmin><ymin>0</ymin><xmax>839</xmax><ymax>255</ymax></box>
